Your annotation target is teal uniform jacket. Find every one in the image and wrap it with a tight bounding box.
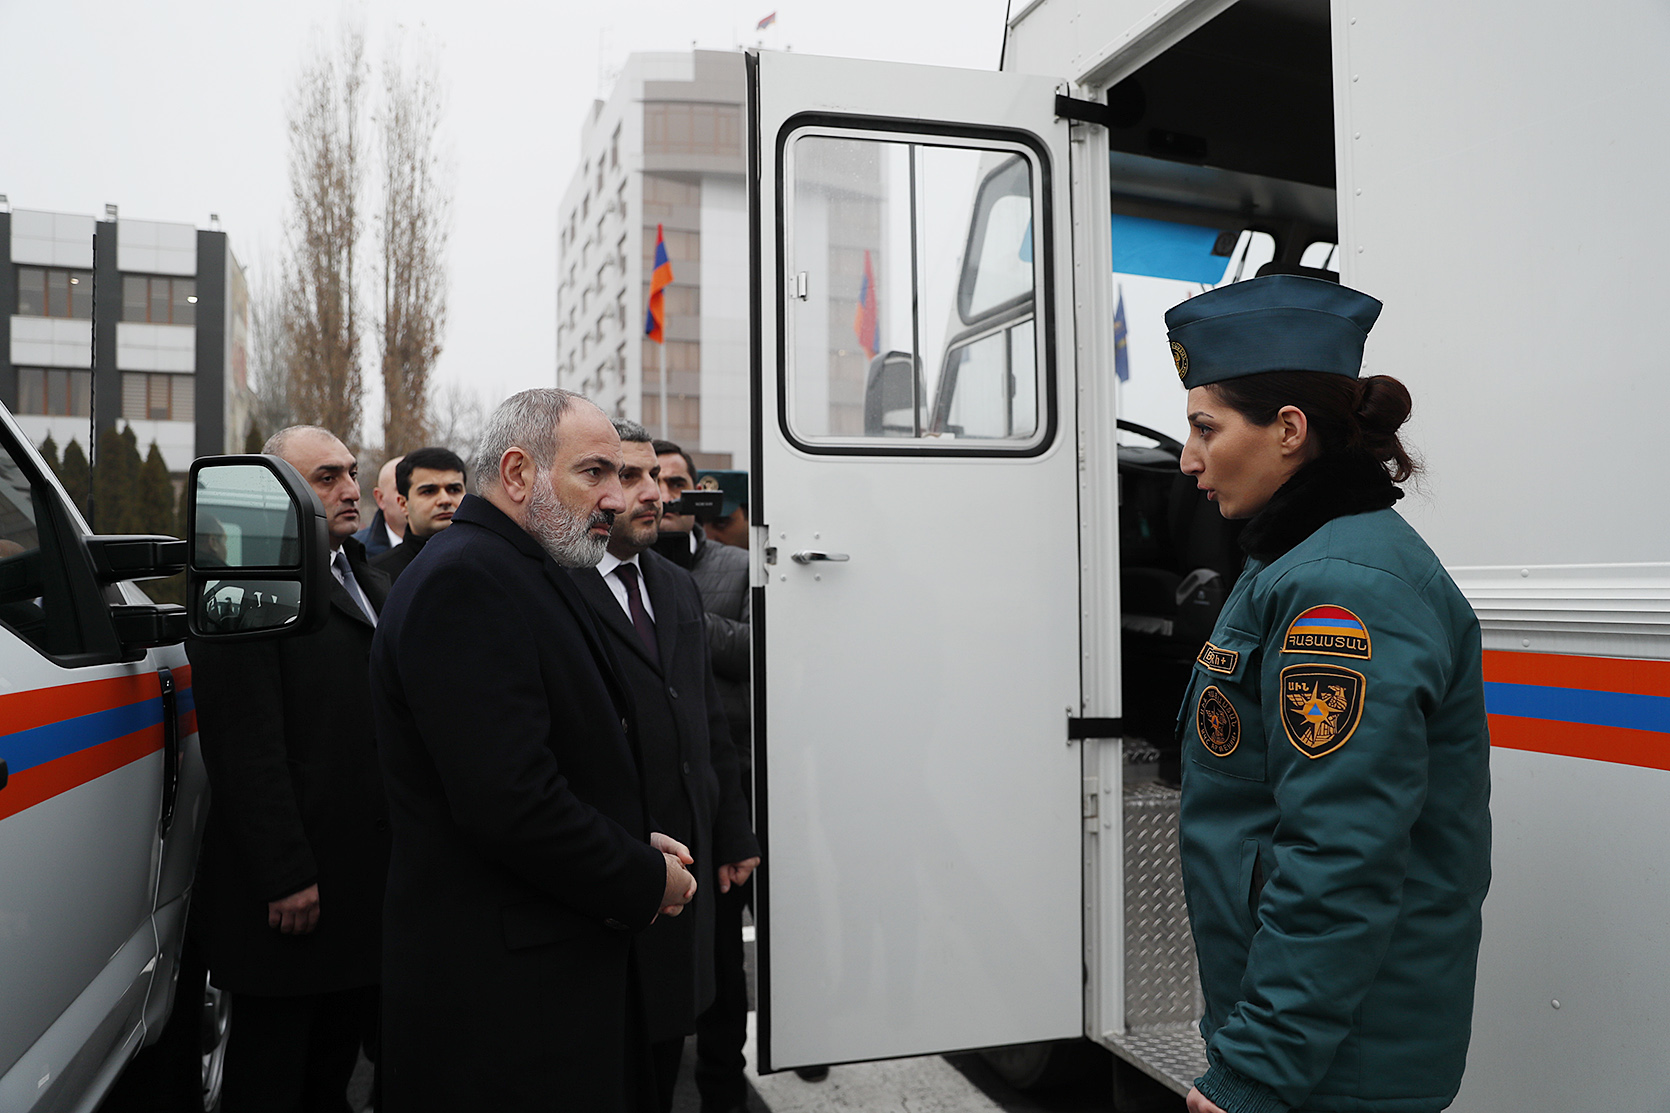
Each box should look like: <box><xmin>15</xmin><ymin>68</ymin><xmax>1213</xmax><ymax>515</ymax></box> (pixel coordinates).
<box><xmin>1178</xmin><ymin>456</ymin><xmax>1491</xmax><ymax>1113</ymax></box>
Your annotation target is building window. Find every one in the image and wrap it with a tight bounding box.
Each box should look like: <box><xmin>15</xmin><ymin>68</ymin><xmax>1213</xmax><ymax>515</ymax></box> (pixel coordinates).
<box><xmin>611</xmin><ymin>125</ymin><xmax>621</xmax><ymax>170</ymax></box>
<box><xmin>16</xmin><ymin>267</ymin><xmax>94</xmax><ymax>319</ymax></box>
<box><xmin>644</xmin><ymin>102</ymin><xmax>742</xmax><ymax>157</ymax></box>
<box><xmin>16</xmin><ymin>368</ymin><xmax>92</xmax><ymax>416</ymax></box>
<box><xmin>121</xmin><ymin>372</ymin><xmax>195</xmax><ymax>422</ymax></box>
<box><xmin>122</xmin><ymin>275</ymin><xmax>197</xmax><ymax>326</ymax></box>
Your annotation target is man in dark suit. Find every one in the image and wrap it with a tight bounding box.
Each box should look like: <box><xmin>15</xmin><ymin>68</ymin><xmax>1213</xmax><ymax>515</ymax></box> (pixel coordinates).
<box><xmin>188</xmin><ymin>424</ymin><xmax>392</xmax><ymax>1112</ymax></box>
<box><xmin>371</xmin><ymin>445</ymin><xmax>466</xmax><ymax>584</ymax></box>
<box><xmin>370</xmin><ymin>389</ymin><xmax>699</xmax><ymax>1112</ymax></box>
<box><xmin>351</xmin><ymin>455</ymin><xmax>404</xmax><ymax>557</ymax></box>
<box><xmin>571</xmin><ymin>421</ymin><xmax>760</xmax><ymax>1112</ymax></box>
<box><xmin>653</xmin><ymin>440</ymin><xmax>761</xmax><ymax>1108</ymax></box>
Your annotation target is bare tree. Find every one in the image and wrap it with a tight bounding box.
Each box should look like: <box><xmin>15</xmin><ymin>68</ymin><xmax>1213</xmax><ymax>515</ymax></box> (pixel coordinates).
<box><xmin>247</xmin><ymin>253</ymin><xmax>298</xmax><ymax>435</ymax></box>
<box><xmin>426</xmin><ymin>380</ymin><xmax>487</xmax><ymax>467</ymax></box>
<box><xmin>377</xmin><ymin>31</ymin><xmax>452</xmax><ymax>456</ymax></box>
<box><xmin>283</xmin><ymin>23</ymin><xmax>368</xmax><ymax>447</ymax></box>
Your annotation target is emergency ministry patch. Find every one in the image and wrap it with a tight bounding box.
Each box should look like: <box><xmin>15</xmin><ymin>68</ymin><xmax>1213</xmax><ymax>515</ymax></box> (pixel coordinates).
<box><xmin>1196</xmin><ymin>641</ymin><xmax>1240</xmax><ymax>674</ymax></box>
<box><xmin>1170</xmin><ymin>341</ymin><xmax>1189</xmax><ymax>380</ymax></box>
<box><xmin>1281</xmin><ymin>605</ymin><xmax>1372</xmax><ymax>659</ymax></box>
<box><xmin>1280</xmin><ymin>664</ymin><xmax>1365</xmax><ymax>758</ymax></box>
<box><xmin>1196</xmin><ymin>685</ymin><xmax>1240</xmax><ymax>757</ymax></box>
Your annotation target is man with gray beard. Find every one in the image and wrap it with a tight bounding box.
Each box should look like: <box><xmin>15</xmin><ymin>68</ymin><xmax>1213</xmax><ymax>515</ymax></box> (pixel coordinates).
<box><xmin>369</xmin><ymin>389</ymin><xmax>698</xmax><ymax>1112</ymax></box>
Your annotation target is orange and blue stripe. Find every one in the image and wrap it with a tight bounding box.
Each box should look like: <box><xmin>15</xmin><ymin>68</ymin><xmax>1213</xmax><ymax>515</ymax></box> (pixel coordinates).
<box><xmin>1484</xmin><ymin>651</ymin><xmax>1670</xmax><ymax>772</ymax></box>
<box><xmin>0</xmin><ymin>668</ymin><xmax>193</xmax><ymax>822</ymax></box>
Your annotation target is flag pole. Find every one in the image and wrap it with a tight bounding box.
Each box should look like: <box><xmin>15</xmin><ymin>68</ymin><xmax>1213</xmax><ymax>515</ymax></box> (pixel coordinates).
<box><xmin>658</xmin><ymin>337</ymin><xmax>669</xmax><ymax>440</ymax></box>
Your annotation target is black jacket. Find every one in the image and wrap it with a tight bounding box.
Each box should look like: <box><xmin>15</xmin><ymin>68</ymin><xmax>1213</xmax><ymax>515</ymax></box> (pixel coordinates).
<box><xmin>570</xmin><ymin>552</ymin><xmax>760</xmax><ymax>1042</ymax></box>
<box><xmin>370</xmin><ymin>495</ymin><xmax>667</xmax><ymax>1112</ymax></box>
<box><xmin>187</xmin><ymin>536</ymin><xmax>391</xmax><ymax>996</ymax></box>
<box><xmin>686</xmin><ymin>526</ymin><xmax>752</xmax><ymax>782</ymax></box>
<box><xmin>370</xmin><ymin>526</ymin><xmax>428</xmax><ymax>583</ymax></box>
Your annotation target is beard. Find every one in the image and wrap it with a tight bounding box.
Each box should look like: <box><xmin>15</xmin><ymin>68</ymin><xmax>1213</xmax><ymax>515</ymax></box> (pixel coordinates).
<box><xmin>526</xmin><ymin>475</ymin><xmax>613</xmax><ymax>567</ymax></box>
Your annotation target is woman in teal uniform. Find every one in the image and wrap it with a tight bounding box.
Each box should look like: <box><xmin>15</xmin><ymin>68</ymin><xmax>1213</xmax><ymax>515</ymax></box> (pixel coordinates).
<box><xmin>1167</xmin><ymin>275</ymin><xmax>1491</xmax><ymax>1113</ymax></box>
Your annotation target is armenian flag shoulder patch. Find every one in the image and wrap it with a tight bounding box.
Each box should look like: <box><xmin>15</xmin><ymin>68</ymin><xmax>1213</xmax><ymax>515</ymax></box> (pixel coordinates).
<box><xmin>1282</xmin><ymin>605</ymin><xmax>1371</xmax><ymax>660</ymax></box>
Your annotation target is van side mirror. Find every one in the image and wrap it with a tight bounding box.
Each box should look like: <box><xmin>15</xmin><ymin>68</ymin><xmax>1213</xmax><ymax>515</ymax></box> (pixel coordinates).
<box><xmin>863</xmin><ymin>349</ymin><xmax>925</xmax><ymax>436</ymax></box>
<box><xmin>185</xmin><ymin>456</ymin><xmax>330</xmax><ymax>640</ymax></box>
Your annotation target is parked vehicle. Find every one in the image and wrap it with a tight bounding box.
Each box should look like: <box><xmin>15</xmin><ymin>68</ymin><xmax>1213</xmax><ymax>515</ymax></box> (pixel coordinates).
<box><xmin>744</xmin><ymin>2</ymin><xmax>1670</xmax><ymax>1109</ymax></box>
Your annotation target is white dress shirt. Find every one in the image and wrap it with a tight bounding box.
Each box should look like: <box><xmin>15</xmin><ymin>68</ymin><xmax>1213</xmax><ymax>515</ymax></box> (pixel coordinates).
<box><xmin>595</xmin><ymin>552</ymin><xmax>657</xmax><ymax>624</ymax></box>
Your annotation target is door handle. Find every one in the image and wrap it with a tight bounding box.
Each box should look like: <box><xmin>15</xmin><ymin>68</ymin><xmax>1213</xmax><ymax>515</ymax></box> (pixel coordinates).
<box><xmin>791</xmin><ymin>550</ymin><xmax>850</xmax><ymax>565</ymax></box>
<box><xmin>0</xmin><ymin>758</ymin><xmax>7</xmax><ymax>792</ymax></box>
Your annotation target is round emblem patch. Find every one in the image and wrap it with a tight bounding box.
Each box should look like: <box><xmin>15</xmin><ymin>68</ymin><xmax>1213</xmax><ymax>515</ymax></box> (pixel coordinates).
<box><xmin>1196</xmin><ymin>685</ymin><xmax>1240</xmax><ymax>757</ymax></box>
<box><xmin>1170</xmin><ymin>341</ymin><xmax>1189</xmax><ymax>381</ymax></box>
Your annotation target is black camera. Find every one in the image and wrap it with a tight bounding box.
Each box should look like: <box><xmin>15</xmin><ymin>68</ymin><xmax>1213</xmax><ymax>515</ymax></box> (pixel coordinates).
<box><xmin>665</xmin><ymin>490</ymin><xmax>724</xmax><ymax>517</ymax></box>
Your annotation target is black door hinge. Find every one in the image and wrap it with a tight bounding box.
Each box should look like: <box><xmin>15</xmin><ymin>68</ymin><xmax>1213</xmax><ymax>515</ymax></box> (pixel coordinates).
<box><xmin>1055</xmin><ymin>94</ymin><xmax>1117</xmax><ymax>129</ymax></box>
<box><xmin>1067</xmin><ymin>716</ymin><xmax>1123</xmax><ymax>741</ymax></box>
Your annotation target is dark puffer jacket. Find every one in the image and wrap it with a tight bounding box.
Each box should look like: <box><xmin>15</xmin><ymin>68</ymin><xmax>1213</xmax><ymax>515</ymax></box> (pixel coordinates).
<box><xmin>686</xmin><ymin>526</ymin><xmax>751</xmax><ymax>790</ymax></box>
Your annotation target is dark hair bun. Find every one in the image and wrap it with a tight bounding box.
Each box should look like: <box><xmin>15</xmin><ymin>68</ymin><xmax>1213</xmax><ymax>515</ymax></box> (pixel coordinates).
<box><xmin>1353</xmin><ymin>376</ymin><xmax>1416</xmax><ymax>482</ymax></box>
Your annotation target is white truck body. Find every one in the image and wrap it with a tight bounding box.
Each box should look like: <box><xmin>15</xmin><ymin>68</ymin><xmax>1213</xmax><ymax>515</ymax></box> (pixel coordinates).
<box><xmin>747</xmin><ymin>2</ymin><xmax>1670</xmax><ymax>1108</ymax></box>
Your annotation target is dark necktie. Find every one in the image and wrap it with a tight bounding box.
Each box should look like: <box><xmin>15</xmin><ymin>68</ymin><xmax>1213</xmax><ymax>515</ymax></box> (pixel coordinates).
<box><xmin>614</xmin><ymin>563</ymin><xmax>658</xmax><ymax>660</ymax></box>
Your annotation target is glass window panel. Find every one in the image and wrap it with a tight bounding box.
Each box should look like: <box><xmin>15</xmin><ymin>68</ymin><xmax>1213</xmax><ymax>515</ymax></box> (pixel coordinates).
<box><xmin>959</xmin><ymin>156</ymin><xmax>1035</xmax><ymax>321</ymax></box>
<box><xmin>173</xmin><ymin>279</ymin><xmax>196</xmax><ymax>327</ymax></box>
<box><xmin>787</xmin><ymin>133</ymin><xmax>1043</xmax><ymax>449</ymax></box>
<box><xmin>68</xmin><ymin>371</ymin><xmax>91</xmax><ymax>417</ymax></box>
<box><xmin>45</xmin><ymin>371</ymin><xmax>68</xmax><ymax>415</ymax></box>
<box><xmin>16</xmin><ymin>267</ymin><xmax>45</xmax><ymax>316</ymax></box>
<box><xmin>0</xmin><ymin>436</ymin><xmax>87</xmax><ymax>657</ymax></box>
<box><xmin>123</xmin><ymin>372</ymin><xmax>147</xmax><ymax>420</ymax></box>
<box><xmin>148</xmin><ymin>374</ymin><xmax>170</xmax><ymax>420</ymax></box>
<box><xmin>123</xmin><ymin>275</ymin><xmax>148</xmax><ymax>322</ymax></box>
<box><xmin>45</xmin><ymin>269</ymin><xmax>69</xmax><ymax>318</ymax></box>
<box><xmin>68</xmin><ymin>271</ymin><xmax>93</xmax><ymax>319</ymax></box>
<box><xmin>17</xmin><ymin>368</ymin><xmax>45</xmax><ymax>414</ymax></box>
<box><xmin>150</xmin><ymin>278</ymin><xmax>169</xmax><ymax>323</ymax></box>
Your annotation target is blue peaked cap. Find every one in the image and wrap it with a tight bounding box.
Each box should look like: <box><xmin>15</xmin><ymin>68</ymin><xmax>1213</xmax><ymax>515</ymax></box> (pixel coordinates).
<box><xmin>1164</xmin><ymin>274</ymin><xmax>1383</xmax><ymax>389</ymax></box>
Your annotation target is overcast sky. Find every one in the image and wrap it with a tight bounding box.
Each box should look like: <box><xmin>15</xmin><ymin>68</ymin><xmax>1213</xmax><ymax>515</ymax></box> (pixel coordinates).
<box><xmin>0</xmin><ymin>0</ymin><xmax>1013</xmax><ymax>442</ymax></box>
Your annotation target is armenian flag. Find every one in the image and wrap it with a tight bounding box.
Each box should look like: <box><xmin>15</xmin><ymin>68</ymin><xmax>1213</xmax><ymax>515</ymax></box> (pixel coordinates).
<box><xmin>645</xmin><ymin>223</ymin><xmax>674</xmax><ymax>344</ymax></box>
<box><xmin>757</xmin><ymin>11</ymin><xmax>777</xmax><ymax>30</ymax></box>
<box><xmin>853</xmin><ymin>249</ymin><xmax>879</xmax><ymax>359</ymax></box>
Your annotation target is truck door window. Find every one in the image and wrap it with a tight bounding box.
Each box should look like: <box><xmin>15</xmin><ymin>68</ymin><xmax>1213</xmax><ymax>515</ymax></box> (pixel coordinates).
<box><xmin>783</xmin><ymin>127</ymin><xmax>1050</xmax><ymax>454</ymax></box>
<box><xmin>0</xmin><ymin>435</ymin><xmax>88</xmax><ymax>657</ymax></box>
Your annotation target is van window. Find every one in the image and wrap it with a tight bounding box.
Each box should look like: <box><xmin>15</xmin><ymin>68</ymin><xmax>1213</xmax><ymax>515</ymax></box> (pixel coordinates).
<box><xmin>783</xmin><ymin>129</ymin><xmax>1049</xmax><ymax>453</ymax></box>
<box><xmin>0</xmin><ymin>437</ymin><xmax>87</xmax><ymax>658</ymax></box>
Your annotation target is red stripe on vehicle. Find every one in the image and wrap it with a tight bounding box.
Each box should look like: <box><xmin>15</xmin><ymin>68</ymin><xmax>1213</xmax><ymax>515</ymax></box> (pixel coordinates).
<box><xmin>0</xmin><ymin>723</ymin><xmax>165</xmax><ymax>822</ymax></box>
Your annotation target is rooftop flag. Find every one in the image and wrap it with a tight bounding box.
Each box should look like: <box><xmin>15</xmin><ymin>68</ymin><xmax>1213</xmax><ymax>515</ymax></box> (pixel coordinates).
<box><xmin>645</xmin><ymin>223</ymin><xmax>674</xmax><ymax>344</ymax></box>
<box><xmin>853</xmin><ymin>249</ymin><xmax>879</xmax><ymax>359</ymax></box>
<box><xmin>757</xmin><ymin>11</ymin><xmax>777</xmax><ymax>30</ymax></box>
<box><xmin>1114</xmin><ymin>285</ymin><xmax>1130</xmax><ymax>381</ymax></box>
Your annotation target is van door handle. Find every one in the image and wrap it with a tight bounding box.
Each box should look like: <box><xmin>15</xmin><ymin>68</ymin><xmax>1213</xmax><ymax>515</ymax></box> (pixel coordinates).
<box><xmin>791</xmin><ymin>550</ymin><xmax>849</xmax><ymax>565</ymax></box>
<box><xmin>0</xmin><ymin>759</ymin><xmax>7</xmax><ymax>791</ymax></box>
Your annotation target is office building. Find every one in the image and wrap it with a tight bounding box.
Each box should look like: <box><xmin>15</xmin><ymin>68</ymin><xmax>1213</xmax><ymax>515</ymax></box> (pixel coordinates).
<box><xmin>556</xmin><ymin>50</ymin><xmax>748</xmax><ymax>469</ymax></box>
<box><xmin>1</xmin><ymin>204</ymin><xmax>253</xmax><ymax>476</ymax></box>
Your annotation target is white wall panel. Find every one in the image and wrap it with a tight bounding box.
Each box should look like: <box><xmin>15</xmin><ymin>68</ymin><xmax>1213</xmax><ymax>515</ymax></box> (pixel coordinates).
<box><xmin>116</xmin><ymin>322</ymin><xmax>195</xmax><ymax>373</ymax></box>
<box><xmin>9</xmin><ymin>209</ymin><xmax>95</xmax><ymax>268</ymax></box>
<box><xmin>121</xmin><ymin>418</ymin><xmax>196</xmax><ymax>473</ymax></box>
<box><xmin>117</xmin><ymin>218</ymin><xmax>197</xmax><ymax>276</ymax></box>
<box><xmin>10</xmin><ymin>316</ymin><xmax>92</xmax><ymax>368</ymax></box>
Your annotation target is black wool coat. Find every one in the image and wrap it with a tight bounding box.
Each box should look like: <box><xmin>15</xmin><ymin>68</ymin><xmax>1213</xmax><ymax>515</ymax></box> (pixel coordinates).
<box><xmin>570</xmin><ymin>552</ymin><xmax>760</xmax><ymax>1043</ymax></box>
<box><xmin>370</xmin><ymin>495</ymin><xmax>668</xmax><ymax>1113</ymax></box>
<box><xmin>187</xmin><ymin>536</ymin><xmax>392</xmax><ymax>996</ymax></box>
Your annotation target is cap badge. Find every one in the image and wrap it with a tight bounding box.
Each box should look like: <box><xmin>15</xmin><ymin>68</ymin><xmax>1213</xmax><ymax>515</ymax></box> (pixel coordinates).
<box><xmin>1171</xmin><ymin>341</ymin><xmax>1189</xmax><ymax>381</ymax></box>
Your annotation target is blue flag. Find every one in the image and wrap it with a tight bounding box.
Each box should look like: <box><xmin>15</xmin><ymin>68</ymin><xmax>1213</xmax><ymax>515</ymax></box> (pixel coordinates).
<box><xmin>1113</xmin><ymin>286</ymin><xmax>1130</xmax><ymax>382</ymax></box>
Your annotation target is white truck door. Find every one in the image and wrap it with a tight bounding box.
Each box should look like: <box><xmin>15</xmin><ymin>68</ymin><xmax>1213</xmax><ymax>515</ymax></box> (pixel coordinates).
<box><xmin>748</xmin><ymin>50</ymin><xmax>1084</xmax><ymax>1070</ymax></box>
